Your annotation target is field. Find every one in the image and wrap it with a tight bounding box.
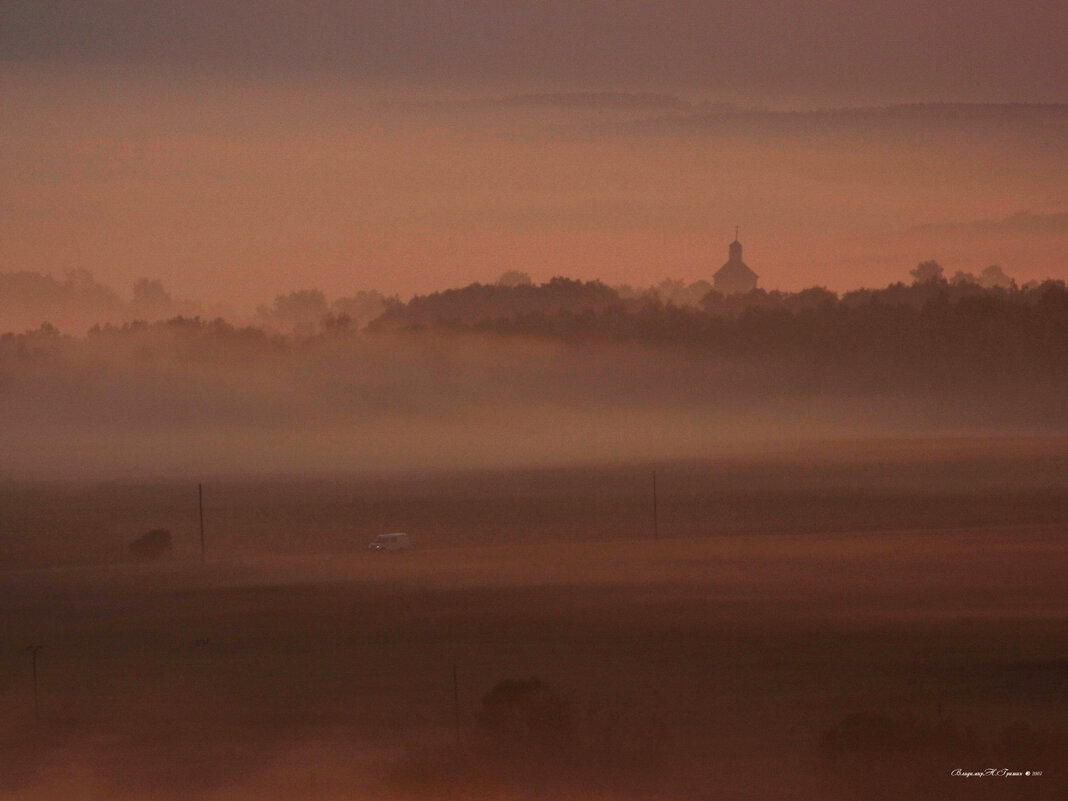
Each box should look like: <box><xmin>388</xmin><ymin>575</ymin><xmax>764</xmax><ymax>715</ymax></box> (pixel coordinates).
<box><xmin>1</xmin><ymin>440</ymin><xmax>1066</xmax><ymax>799</ymax></box>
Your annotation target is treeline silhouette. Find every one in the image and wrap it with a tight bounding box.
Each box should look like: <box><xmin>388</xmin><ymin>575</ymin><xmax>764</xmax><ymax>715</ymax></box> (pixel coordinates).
<box><xmin>3</xmin><ymin>269</ymin><xmax>1067</xmax><ymax>479</ymax></box>
<box><xmin>364</xmin><ymin>272</ymin><xmax>1068</xmax><ymax>385</ymax></box>
<box><xmin>0</xmin><ymin>269</ymin><xmax>393</xmax><ymax>335</ymax></box>
<box><xmin>372</xmin><ymin>277</ymin><xmax>620</xmax><ymax>327</ymax></box>
<box><xmin>3</xmin><ymin>270</ymin><xmax>1067</xmax><ymax>396</ymax></box>
<box><xmin>0</xmin><ymin>269</ymin><xmax>201</xmax><ymax>332</ymax></box>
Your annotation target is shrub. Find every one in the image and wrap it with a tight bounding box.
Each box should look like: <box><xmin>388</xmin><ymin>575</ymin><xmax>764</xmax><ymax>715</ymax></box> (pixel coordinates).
<box><xmin>129</xmin><ymin>529</ymin><xmax>172</xmax><ymax>560</ymax></box>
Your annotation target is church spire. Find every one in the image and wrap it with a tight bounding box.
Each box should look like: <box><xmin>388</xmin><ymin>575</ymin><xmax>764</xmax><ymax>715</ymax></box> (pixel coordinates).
<box><xmin>715</xmin><ymin>227</ymin><xmax>758</xmax><ymax>294</ymax></box>
<box><xmin>729</xmin><ymin>230</ymin><xmax>742</xmax><ymax>261</ymax></box>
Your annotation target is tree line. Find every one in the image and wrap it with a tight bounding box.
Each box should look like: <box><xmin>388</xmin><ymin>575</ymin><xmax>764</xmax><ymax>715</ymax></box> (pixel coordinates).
<box><xmin>4</xmin><ymin>265</ymin><xmax>1067</xmax><ymax>389</ymax></box>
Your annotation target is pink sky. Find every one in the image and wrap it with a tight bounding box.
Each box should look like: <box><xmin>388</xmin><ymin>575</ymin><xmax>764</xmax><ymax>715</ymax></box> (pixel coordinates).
<box><xmin>3</xmin><ymin>2</ymin><xmax>1068</xmax><ymax>309</ymax></box>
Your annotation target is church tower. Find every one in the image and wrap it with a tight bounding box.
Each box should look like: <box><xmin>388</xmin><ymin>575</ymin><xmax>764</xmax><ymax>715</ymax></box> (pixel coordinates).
<box><xmin>713</xmin><ymin>230</ymin><xmax>758</xmax><ymax>294</ymax></box>
<box><xmin>728</xmin><ymin>238</ymin><xmax>743</xmax><ymax>262</ymax></box>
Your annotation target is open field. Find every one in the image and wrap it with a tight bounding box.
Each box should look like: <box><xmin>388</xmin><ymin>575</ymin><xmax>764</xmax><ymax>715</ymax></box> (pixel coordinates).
<box><xmin>3</xmin><ymin>437</ymin><xmax>1067</xmax><ymax>568</ymax></box>
<box><xmin>1</xmin><ymin>442</ymin><xmax>1066</xmax><ymax>799</ymax></box>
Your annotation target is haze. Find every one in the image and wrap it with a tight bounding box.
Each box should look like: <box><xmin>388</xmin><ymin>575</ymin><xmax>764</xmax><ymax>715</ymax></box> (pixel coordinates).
<box><xmin>4</xmin><ymin>1</ymin><xmax>1067</xmax><ymax>100</ymax></box>
<box><xmin>4</xmin><ymin>6</ymin><xmax>1068</xmax><ymax>800</ymax></box>
<box><xmin>4</xmin><ymin>2</ymin><xmax>1068</xmax><ymax>309</ymax></box>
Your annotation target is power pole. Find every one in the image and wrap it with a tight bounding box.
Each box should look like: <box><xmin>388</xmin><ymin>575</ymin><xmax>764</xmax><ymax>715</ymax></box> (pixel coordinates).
<box><xmin>452</xmin><ymin>663</ymin><xmax>461</xmax><ymax>746</ymax></box>
<box><xmin>198</xmin><ymin>483</ymin><xmax>206</xmax><ymax>563</ymax></box>
<box><xmin>652</xmin><ymin>470</ymin><xmax>659</xmax><ymax>540</ymax></box>
<box><xmin>27</xmin><ymin>645</ymin><xmax>43</xmax><ymax>720</ymax></box>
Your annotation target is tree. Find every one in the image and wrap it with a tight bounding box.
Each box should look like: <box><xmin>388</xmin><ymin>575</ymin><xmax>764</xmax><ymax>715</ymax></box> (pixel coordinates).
<box><xmin>979</xmin><ymin>264</ymin><xmax>1013</xmax><ymax>289</ymax></box>
<box><xmin>131</xmin><ymin>278</ymin><xmax>173</xmax><ymax>314</ymax></box>
<box><xmin>331</xmin><ymin>290</ymin><xmax>390</xmax><ymax>327</ymax></box>
<box><xmin>497</xmin><ymin>270</ymin><xmax>533</xmax><ymax>287</ymax></box>
<box><xmin>272</xmin><ymin>289</ymin><xmax>328</xmax><ymax>321</ymax></box>
<box><xmin>129</xmin><ymin>529</ymin><xmax>172</xmax><ymax>560</ymax></box>
<box><xmin>257</xmin><ymin>289</ymin><xmax>330</xmax><ymax>332</ymax></box>
<box><xmin>909</xmin><ymin>260</ymin><xmax>944</xmax><ymax>284</ymax></box>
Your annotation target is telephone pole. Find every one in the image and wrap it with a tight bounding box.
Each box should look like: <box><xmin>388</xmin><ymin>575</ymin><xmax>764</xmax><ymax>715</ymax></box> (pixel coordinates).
<box><xmin>652</xmin><ymin>470</ymin><xmax>659</xmax><ymax>540</ymax></box>
<box><xmin>452</xmin><ymin>663</ymin><xmax>461</xmax><ymax>746</ymax></box>
<box><xmin>198</xmin><ymin>483</ymin><xmax>206</xmax><ymax>563</ymax></box>
<box><xmin>27</xmin><ymin>645</ymin><xmax>43</xmax><ymax>720</ymax></box>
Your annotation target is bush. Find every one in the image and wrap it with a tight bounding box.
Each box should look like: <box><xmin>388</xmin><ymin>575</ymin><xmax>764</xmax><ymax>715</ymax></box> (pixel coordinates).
<box><xmin>129</xmin><ymin>529</ymin><xmax>172</xmax><ymax>560</ymax></box>
<box><xmin>478</xmin><ymin>678</ymin><xmax>572</xmax><ymax>759</ymax></box>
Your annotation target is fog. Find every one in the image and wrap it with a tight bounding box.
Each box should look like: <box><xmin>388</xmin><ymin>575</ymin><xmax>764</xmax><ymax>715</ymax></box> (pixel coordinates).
<box><xmin>0</xmin><ymin>328</ymin><xmax>853</xmax><ymax>478</ymax></box>
<box><xmin>0</xmin><ymin>314</ymin><xmax>1062</xmax><ymax>482</ymax></box>
<box><xmin>5</xmin><ymin>68</ymin><xmax>1068</xmax><ymax>315</ymax></box>
<box><xmin>3</xmin><ymin>527</ymin><xmax>1066</xmax><ymax>800</ymax></box>
<box><xmin>4</xmin><ymin>6</ymin><xmax>1067</xmax><ymax>798</ymax></box>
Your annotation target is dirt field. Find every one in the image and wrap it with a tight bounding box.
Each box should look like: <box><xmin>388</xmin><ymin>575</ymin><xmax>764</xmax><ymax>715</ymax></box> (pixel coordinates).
<box><xmin>1</xmin><ymin>442</ymin><xmax>1066</xmax><ymax>799</ymax></box>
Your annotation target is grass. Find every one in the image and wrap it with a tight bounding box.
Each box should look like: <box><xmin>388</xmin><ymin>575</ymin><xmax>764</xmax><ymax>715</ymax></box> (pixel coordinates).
<box><xmin>1</xmin><ymin>442</ymin><xmax>1066</xmax><ymax>798</ymax></box>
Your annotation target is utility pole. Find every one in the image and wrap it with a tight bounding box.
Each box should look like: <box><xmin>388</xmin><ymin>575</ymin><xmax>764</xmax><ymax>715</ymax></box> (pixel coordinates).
<box><xmin>652</xmin><ymin>470</ymin><xmax>659</xmax><ymax>540</ymax></box>
<box><xmin>198</xmin><ymin>483</ymin><xmax>206</xmax><ymax>563</ymax></box>
<box><xmin>26</xmin><ymin>645</ymin><xmax>43</xmax><ymax>720</ymax></box>
<box><xmin>452</xmin><ymin>663</ymin><xmax>461</xmax><ymax>746</ymax></box>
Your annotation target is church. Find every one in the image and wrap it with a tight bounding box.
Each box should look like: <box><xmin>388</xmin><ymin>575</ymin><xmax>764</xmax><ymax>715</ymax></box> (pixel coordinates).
<box><xmin>713</xmin><ymin>232</ymin><xmax>758</xmax><ymax>294</ymax></box>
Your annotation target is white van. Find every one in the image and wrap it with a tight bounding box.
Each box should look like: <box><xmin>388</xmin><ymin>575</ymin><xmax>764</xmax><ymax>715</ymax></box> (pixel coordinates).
<box><xmin>369</xmin><ymin>532</ymin><xmax>410</xmax><ymax>552</ymax></box>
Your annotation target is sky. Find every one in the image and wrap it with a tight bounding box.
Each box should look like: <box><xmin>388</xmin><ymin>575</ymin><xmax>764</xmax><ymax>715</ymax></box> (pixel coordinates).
<box><xmin>3</xmin><ymin>1</ymin><xmax>1068</xmax><ymax>310</ymax></box>
<box><xmin>4</xmin><ymin>1</ymin><xmax>1068</xmax><ymax>102</ymax></box>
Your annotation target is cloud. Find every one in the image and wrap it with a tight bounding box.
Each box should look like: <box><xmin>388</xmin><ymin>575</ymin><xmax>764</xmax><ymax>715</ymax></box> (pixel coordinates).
<box><xmin>909</xmin><ymin>210</ymin><xmax>1068</xmax><ymax>236</ymax></box>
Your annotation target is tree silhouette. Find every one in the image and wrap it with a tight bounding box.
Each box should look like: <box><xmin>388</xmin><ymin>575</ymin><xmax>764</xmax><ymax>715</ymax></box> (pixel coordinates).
<box><xmin>979</xmin><ymin>264</ymin><xmax>1013</xmax><ymax>289</ymax></box>
<box><xmin>909</xmin><ymin>260</ymin><xmax>944</xmax><ymax>284</ymax></box>
<box><xmin>129</xmin><ymin>529</ymin><xmax>172</xmax><ymax>560</ymax></box>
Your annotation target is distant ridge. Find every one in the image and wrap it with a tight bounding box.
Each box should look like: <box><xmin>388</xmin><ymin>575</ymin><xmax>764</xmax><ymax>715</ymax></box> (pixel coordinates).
<box><xmin>377</xmin><ymin>91</ymin><xmax>697</xmax><ymax>113</ymax></box>
<box><xmin>909</xmin><ymin>210</ymin><xmax>1068</xmax><ymax>236</ymax></box>
<box><xmin>606</xmin><ymin>101</ymin><xmax>1068</xmax><ymax>137</ymax></box>
<box><xmin>497</xmin><ymin>92</ymin><xmax>693</xmax><ymax>111</ymax></box>
<box><xmin>379</xmin><ymin>97</ymin><xmax>1068</xmax><ymax>117</ymax></box>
